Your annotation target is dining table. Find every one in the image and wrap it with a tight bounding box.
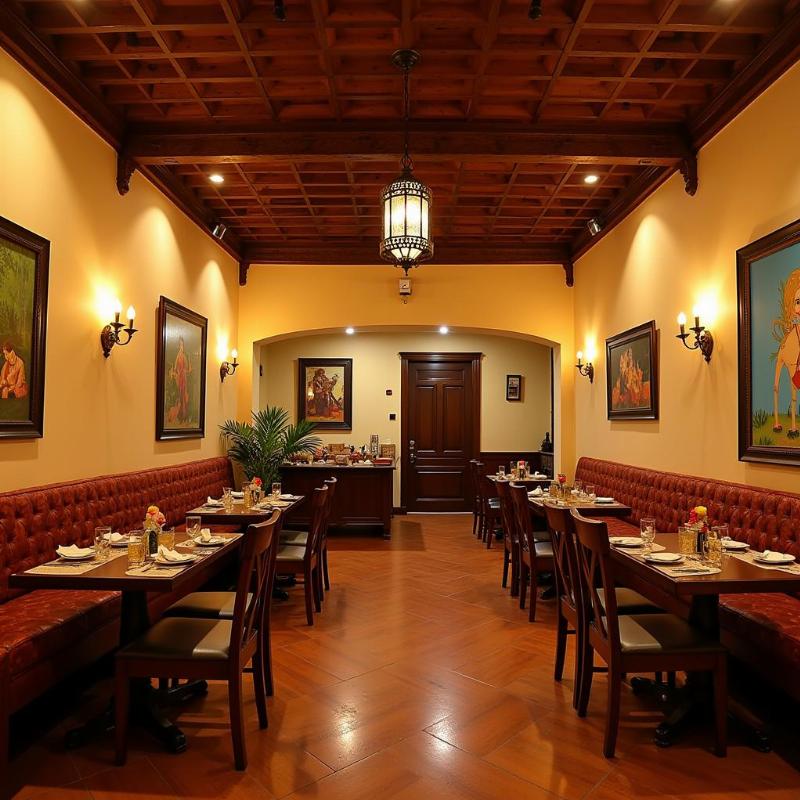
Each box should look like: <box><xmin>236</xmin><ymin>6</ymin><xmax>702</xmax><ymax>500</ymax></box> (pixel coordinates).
<box><xmin>609</xmin><ymin>532</ymin><xmax>800</xmax><ymax>751</ymax></box>
<box><xmin>528</xmin><ymin>494</ymin><xmax>633</xmax><ymax>519</ymax></box>
<box><xmin>10</xmin><ymin>530</ymin><xmax>246</xmax><ymax>752</ymax></box>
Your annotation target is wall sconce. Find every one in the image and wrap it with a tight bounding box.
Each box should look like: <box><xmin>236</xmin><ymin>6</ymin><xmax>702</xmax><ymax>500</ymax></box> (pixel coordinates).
<box><xmin>100</xmin><ymin>300</ymin><xmax>137</xmax><ymax>358</ymax></box>
<box><xmin>220</xmin><ymin>349</ymin><xmax>239</xmax><ymax>382</ymax></box>
<box><xmin>676</xmin><ymin>308</ymin><xmax>714</xmax><ymax>362</ymax></box>
<box><xmin>575</xmin><ymin>350</ymin><xmax>594</xmax><ymax>383</ymax></box>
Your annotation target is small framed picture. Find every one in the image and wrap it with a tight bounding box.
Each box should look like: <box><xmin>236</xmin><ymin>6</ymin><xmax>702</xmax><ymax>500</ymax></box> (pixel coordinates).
<box><xmin>298</xmin><ymin>358</ymin><xmax>353</xmax><ymax>430</ymax></box>
<box><xmin>506</xmin><ymin>374</ymin><xmax>522</xmax><ymax>402</ymax></box>
<box><xmin>605</xmin><ymin>320</ymin><xmax>659</xmax><ymax>420</ymax></box>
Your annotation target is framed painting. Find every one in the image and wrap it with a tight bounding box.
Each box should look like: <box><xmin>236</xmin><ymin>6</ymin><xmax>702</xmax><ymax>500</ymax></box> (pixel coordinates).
<box><xmin>506</xmin><ymin>374</ymin><xmax>522</xmax><ymax>401</ymax></box>
<box><xmin>0</xmin><ymin>216</ymin><xmax>49</xmax><ymax>439</ymax></box>
<box><xmin>156</xmin><ymin>296</ymin><xmax>207</xmax><ymax>440</ymax></box>
<box><xmin>737</xmin><ymin>218</ymin><xmax>800</xmax><ymax>465</ymax></box>
<box><xmin>298</xmin><ymin>358</ymin><xmax>352</xmax><ymax>430</ymax></box>
<box><xmin>605</xmin><ymin>321</ymin><xmax>659</xmax><ymax>420</ymax></box>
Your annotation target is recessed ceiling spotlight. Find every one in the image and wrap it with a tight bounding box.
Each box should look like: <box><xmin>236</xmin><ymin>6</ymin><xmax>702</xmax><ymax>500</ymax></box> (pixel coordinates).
<box><xmin>587</xmin><ymin>218</ymin><xmax>603</xmax><ymax>237</ymax></box>
<box><xmin>439</xmin><ymin>325</ymin><xmax>449</xmax><ymax>335</ymax></box>
<box><xmin>209</xmin><ymin>173</ymin><xmax>225</xmax><ymax>184</ymax></box>
<box><xmin>345</xmin><ymin>327</ymin><xmax>355</xmax><ymax>335</ymax></box>
<box><xmin>584</xmin><ymin>174</ymin><xmax>599</xmax><ymax>185</ymax></box>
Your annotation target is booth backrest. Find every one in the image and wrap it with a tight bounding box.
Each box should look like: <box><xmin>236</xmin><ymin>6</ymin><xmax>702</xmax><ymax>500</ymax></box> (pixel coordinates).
<box><xmin>575</xmin><ymin>457</ymin><xmax>800</xmax><ymax>558</ymax></box>
<box><xmin>0</xmin><ymin>457</ymin><xmax>234</xmax><ymax>603</ymax></box>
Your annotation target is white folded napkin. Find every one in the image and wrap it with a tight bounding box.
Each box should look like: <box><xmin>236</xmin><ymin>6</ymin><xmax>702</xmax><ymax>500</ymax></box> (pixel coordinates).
<box><xmin>104</xmin><ymin>532</ymin><xmax>126</xmax><ymax>543</ymax></box>
<box><xmin>205</xmin><ymin>496</ymin><xmax>224</xmax><ymax>506</ymax></box>
<box><xmin>528</xmin><ymin>487</ymin><xmax>543</xmax><ymax>496</ymax></box>
<box><xmin>595</xmin><ymin>497</ymin><xmax>615</xmax><ymax>504</ymax></box>
<box><xmin>279</xmin><ymin>494</ymin><xmax>296</xmax><ymax>500</ymax></box>
<box><xmin>57</xmin><ymin>544</ymin><xmax>94</xmax><ymax>558</ymax></box>
<box><xmin>533</xmin><ymin>472</ymin><xmax>548</xmax><ymax>478</ymax></box>
<box><xmin>757</xmin><ymin>550</ymin><xmax>792</xmax><ymax>562</ymax></box>
<box><xmin>199</xmin><ymin>528</ymin><xmax>212</xmax><ymax>542</ymax></box>
<box><xmin>231</xmin><ymin>491</ymin><xmax>244</xmax><ymax>499</ymax></box>
<box><xmin>157</xmin><ymin>545</ymin><xmax>186</xmax><ymax>562</ymax></box>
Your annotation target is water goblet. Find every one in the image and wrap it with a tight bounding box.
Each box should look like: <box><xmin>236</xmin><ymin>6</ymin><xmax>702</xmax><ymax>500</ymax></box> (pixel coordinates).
<box><xmin>186</xmin><ymin>515</ymin><xmax>202</xmax><ymax>541</ymax></box>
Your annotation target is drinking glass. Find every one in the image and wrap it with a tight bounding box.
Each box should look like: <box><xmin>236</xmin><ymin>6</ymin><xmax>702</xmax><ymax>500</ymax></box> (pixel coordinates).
<box><xmin>574</xmin><ymin>480</ymin><xmax>584</xmax><ymax>498</ymax></box>
<box><xmin>94</xmin><ymin>526</ymin><xmax>111</xmax><ymax>561</ymax></box>
<box><xmin>586</xmin><ymin>484</ymin><xmax>596</xmax><ymax>502</ymax></box>
<box><xmin>127</xmin><ymin>531</ymin><xmax>145</xmax><ymax>568</ymax></box>
<box><xmin>640</xmin><ymin>517</ymin><xmax>656</xmax><ymax>554</ymax></box>
<box><xmin>549</xmin><ymin>482</ymin><xmax>559</xmax><ymax>498</ymax></box>
<box><xmin>185</xmin><ymin>515</ymin><xmax>202</xmax><ymax>540</ymax></box>
<box><xmin>497</xmin><ymin>466</ymin><xmax>506</xmax><ymax>479</ymax></box>
<box><xmin>222</xmin><ymin>486</ymin><xmax>233</xmax><ymax>511</ymax></box>
<box><xmin>678</xmin><ymin>525</ymin><xmax>696</xmax><ymax>555</ymax></box>
<box><xmin>712</xmin><ymin>523</ymin><xmax>729</xmax><ymax>542</ymax></box>
<box><xmin>706</xmin><ymin>534</ymin><xmax>723</xmax><ymax>567</ymax></box>
<box><xmin>252</xmin><ymin>484</ymin><xmax>262</xmax><ymax>504</ymax></box>
<box><xmin>509</xmin><ymin>461</ymin><xmax>516</xmax><ymax>477</ymax></box>
<box><xmin>271</xmin><ymin>482</ymin><xmax>282</xmax><ymax>499</ymax></box>
<box><xmin>243</xmin><ymin>482</ymin><xmax>253</xmax><ymax>510</ymax></box>
<box><xmin>158</xmin><ymin>527</ymin><xmax>175</xmax><ymax>551</ymax></box>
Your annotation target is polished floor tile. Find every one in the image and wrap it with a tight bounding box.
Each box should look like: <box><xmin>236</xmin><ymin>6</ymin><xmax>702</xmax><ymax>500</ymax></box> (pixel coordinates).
<box><xmin>8</xmin><ymin>514</ymin><xmax>798</xmax><ymax>799</ymax></box>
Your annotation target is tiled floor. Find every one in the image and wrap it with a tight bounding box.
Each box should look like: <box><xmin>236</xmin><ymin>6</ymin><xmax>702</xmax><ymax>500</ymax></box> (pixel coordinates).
<box><xmin>9</xmin><ymin>514</ymin><xmax>800</xmax><ymax>799</ymax></box>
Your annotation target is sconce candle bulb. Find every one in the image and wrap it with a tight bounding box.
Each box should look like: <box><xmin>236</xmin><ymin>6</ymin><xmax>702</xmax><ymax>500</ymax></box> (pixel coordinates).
<box><xmin>101</xmin><ymin>298</ymin><xmax>138</xmax><ymax>358</ymax></box>
<box><xmin>220</xmin><ymin>349</ymin><xmax>239</xmax><ymax>382</ymax></box>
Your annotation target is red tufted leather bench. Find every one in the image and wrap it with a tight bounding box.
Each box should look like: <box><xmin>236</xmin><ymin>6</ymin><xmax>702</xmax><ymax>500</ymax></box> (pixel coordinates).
<box><xmin>0</xmin><ymin>456</ymin><xmax>235</xmax><ymax>779</ymax></box>
<box><xmin>574</xmin><ymin>457</ymin><xmax>800</xmax><ymax>700</ymax></box>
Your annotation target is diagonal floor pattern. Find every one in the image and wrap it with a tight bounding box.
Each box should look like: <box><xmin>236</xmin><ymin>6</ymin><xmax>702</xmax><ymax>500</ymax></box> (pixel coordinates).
<box><xmin>9</xmin><ymin>515</ymin><xmax>800</xmax><ymax>799</ymax></box>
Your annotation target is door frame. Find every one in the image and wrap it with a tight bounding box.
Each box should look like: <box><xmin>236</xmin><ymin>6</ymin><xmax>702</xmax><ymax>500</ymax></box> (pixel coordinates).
<box><xmin>399</xmin><ymin>352</ymin><xmax>482</xmax><ymax>512</ymax></box>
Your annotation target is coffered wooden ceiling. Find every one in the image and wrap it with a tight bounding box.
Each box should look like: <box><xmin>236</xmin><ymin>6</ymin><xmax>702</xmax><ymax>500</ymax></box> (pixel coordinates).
<box><xmin>3</xmin><ymin>0</ymin><xmax>800</xmax><ymax>283</ymax></box>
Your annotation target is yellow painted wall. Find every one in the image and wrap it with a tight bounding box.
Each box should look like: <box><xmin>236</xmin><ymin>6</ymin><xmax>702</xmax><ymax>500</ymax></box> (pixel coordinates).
<box><xmin>236</xmin><ymin>264</ymin><xmax>576</xmax><ymax>475</ymax></box>
<box><xmin>573</xmin><ymin>61</ymin><xmax>800</xmax><ymax>493</ymax></box>
<box><xmin>0</xmin><ymin>50</ymin><xmax>239</xmax><ymax>491</ymax></box>
<box><xmin>259</xmin><ymin>331</ymin><xmax>553</xmax><ymax>503</ymax></box>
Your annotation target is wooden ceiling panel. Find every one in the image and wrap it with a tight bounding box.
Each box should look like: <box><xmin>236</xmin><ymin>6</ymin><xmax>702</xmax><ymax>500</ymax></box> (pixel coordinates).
<box><xmin>3</xmin><ymin>0</ymin><xmax>799</xmax><ymax>268</ymax></box>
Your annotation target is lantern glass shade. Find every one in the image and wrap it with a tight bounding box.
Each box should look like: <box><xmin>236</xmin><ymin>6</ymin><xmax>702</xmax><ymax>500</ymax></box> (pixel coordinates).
<box><xmin>380</xmin><ymin>174</ymin><xmax>432</xmax><ymax>269</ymax></box>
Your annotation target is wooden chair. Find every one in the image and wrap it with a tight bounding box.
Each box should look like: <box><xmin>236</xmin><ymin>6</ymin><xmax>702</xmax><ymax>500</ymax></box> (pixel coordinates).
<box><xmin>494</xmin><ymin>479</ymin><xmax>520</xmax><ymax>596</ymax></box>
<box><xmin>476</xmin><ymin>461</ymin><xmax>502</xmax><ymax>546</ymax></box>
<box><xmin>468</xmin><ymin>459</ymin><xmax>481</xmax><ymax>537</ymax></box>
<box><xmin>509</xmin><ymin>482</ymin><xmax>554</xmax><ymax>620</ymax></box>
<box><xmin>276</xmin><ymin>485</ymin><xmax>328</xmax><ymax>625</ymax></box>
<box><xmin>114</xmin><ymin>512</ymin><xmax>281</xmax><ymax>770</ymax></box>
<box><xmin>570</xmin><ymin>510</ymin><xmax>728</xmax><ymax>758</ymax></box>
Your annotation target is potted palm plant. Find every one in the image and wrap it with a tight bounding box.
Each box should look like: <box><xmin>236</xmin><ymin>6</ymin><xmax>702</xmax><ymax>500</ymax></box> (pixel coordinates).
<box><xmin>220</xmin><ymin>406</ymin><xmax>322</xmax><ymax>486</ymax></box>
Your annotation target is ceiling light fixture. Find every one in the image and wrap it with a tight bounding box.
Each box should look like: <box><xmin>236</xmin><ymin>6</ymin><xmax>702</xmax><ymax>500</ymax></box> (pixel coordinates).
<box><xmin>212</xmin><ymin>223</ymin><xmax>227</xmax><ymax>240</ymax></box>
<box><xmin>345</xmin><ymin>327</ymin><xmax>355</xmax><ymax>335</ymax></box>
<box><xmin>587</xmin><ymin>218</ymin><xmax>603</xmax><ymax>237</ymax></box>
<box><xmin>584</xmin><ymin>174</ymin><xmax>599</xmax><ymax>185</ymax></box>
<box><xmin>439</xmin><ymin>325</ymin><xmax>449</xmax><ymax>335</ymax></box>
<box><xmin>379</xmin><ymin>49</ymin><xmax>433</xmax><ymax>276</ymax></box>
<box><xmin>528</xmin><ymin>0</ymin><xmax>543</xmax><ymax>20</ymax></box>
<box><xmin>209</xmin><ymin>173</ymin><xmax>224</xmax><ymax>184</ymax></box>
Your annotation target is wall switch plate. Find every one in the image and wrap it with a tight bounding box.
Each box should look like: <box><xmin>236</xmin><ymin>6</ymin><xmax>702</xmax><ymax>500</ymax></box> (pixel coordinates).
<box><xmin>389</xmin><ymin>413</ymin><xmax>396</xmax><ymax>421</ymax></box>
<box><xmin>385</xmin><ymin>389</ymin><xmax>392</xmax><ymax>396</ymax></box>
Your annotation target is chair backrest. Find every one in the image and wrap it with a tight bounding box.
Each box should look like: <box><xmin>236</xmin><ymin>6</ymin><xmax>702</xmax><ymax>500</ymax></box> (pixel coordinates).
<box><xmin>475</xmin><ymin>461</ymin><xmax>491</xmax><ymax>503</ymax></box>
<box><xmin>306</xmin><ymin>484</ymin><xmax>330</xmax><ymax>553</ymax></box>
<box><xmin>509</xmin><ymin>482</ymin><xmax>539</xmax><ymax>559</ymax></box>
<box><xmin>468</xmin><ymin>459</ymin><xmax>479</xmax><ymax>498</ymax></box>
<box><xmin>544</xmin><ymin>503</ymin><xmax>580</xmax><ymax>611</ymax></box>
<box><xmin>494</xmin><ymin>479</ymin><xmax>517</xmax><ymax>544</ymax></box>
<box><xmin>570</xmin><ymin>509</ymin><xmax>618</xmax><ymax>659</ymax></box>
<box><xmin>321</xmin><ymin>476</ymin><xmax>337</xmax><ymax>541</ymax></box>
<box><xmin>230</xmin><ymin>510</ymin><xmax>281</xmax><ymax>660</ymax></box>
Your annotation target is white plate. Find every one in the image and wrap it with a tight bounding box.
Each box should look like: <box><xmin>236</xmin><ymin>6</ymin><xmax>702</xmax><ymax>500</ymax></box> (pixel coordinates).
<box><xmin>753</xmin><ymin>552</ymin><xmax>796</xmax><ymax>565</ymax></box>
<box><xmin>645</xmin><ymin>552</ymin><xmax>683</xmax><ymax>564</ymax></box>
<box><xmin>279</xmin><ymin>494</ymin><xmax>298</xmax><ymax>500</ymax></box>
<box><xmin>722</xmin><ymin>540</ymin><xmax>748</xmax><ymax>551</ymax></box>
<box><xmin>155</xmin><ymin>555</ymin><xmax>196</xmax><ymax>566</ymax></box>
<box><xmin>58</xmin><ymin>552</ymin><xmax>95</xmax><ymax>561</ymax></box>
<box><xmin>609</xmin><ymin>537</ymin><xmax>642</xmax><ymax>548</ymax></box>
<box><xmin>595</xmin><ymin>497</ymin><xmax>616</xmax><ymax>504</ymax></box>
<box><xmin>104</xmin><ymin>534</ymin><xmax>129</xmax><ymax>548</ymax></box>
<box><xmin>193</xmin><ymin>536</ymin><xmax>226</xmax><ymax>547</ymax></box>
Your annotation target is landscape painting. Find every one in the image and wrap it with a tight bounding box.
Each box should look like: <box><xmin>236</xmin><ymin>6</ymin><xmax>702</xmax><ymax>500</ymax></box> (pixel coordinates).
<box><xmin>606</xmin><ymin>321</ymin><xmax>658</xmax><ymax>420</ymax></box>
<box><xmin>298</xmin><ymin>358</ymin><xmax>352</xmax><ymax>430</ymax></box>
<box><xmin>0</xmin><ymin>216</ymin><xmax>49</xmax><ymax>439</ymax></box>
<box><xmin>156</xmin><ymin>296</ymin><xmax>207</xmax><ymax>440</ymax></box>
<box><xmin>738</xmin><ymin>219</ymin><xmax>800</xmax><ymax>465</ymax></box>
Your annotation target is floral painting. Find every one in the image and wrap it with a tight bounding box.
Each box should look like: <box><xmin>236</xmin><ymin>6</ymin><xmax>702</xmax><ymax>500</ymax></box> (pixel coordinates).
<box><xmin>297</xmin><ymin>358</ymin><xmax>352</xmax><ymax>430</ymax></box>
<box><xmin>156</xmin><ymin>296</ymin><xmax>207</xmax><ymax>440</ymax></box>
<box><xmin>605</xmin><ymin>321</ymin><xmax>659</xmax><ymax>420</ymax></box>
<box><xmin>738</xmin><ymin>219</ymin><xmax>800</xmax><ymax>464</ymax></box>
<box><xmin>0</xmin><ymin>216</ymin><xmax>49</xmax><ymax>439</ymax></box>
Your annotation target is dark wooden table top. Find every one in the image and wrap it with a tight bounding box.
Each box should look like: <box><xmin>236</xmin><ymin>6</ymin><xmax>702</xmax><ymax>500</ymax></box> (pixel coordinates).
<box><xmin>487</xmin><ymin>474</ymin><xmax>552</xmax><ymax>484</ymax></box>
<box><xmin>529</xmin><ymin>496</ymin><xmax>633</xmax><ymax>518</ymax></box>
<box><xmin>611</xmin><ymin>533</ymin><xmax>800</xmax><ymax>597</ymax></box>
<box><xmin>187</xmin><ymin>495</ymin><xmax>304</xmax><ymax>527</ymax></box>
<box><xmin>9</xmin><ymin>532</ymin><xmax>242</xmax><ymax>593</ymax></box>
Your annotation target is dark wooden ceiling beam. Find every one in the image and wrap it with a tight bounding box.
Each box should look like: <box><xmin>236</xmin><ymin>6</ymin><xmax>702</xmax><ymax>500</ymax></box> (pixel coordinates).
<box><xmin>124</xmin><ymin>124</ymin><xmax>690</xmax><ymax>165</ymax></box>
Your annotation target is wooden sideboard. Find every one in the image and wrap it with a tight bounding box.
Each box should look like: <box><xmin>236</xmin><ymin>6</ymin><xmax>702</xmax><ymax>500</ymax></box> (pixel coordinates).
<box><xmin>279</xmin><ymin>463</ymin><xmax>395</xmax><ymax>538</ymax></box>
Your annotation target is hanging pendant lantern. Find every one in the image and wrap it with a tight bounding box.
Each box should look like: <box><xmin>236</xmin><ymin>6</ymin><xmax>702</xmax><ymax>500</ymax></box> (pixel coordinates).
<box><xmin>379</xmin><ymin>50</ymin><xmax>433</xmax><ymax>275</ymax></box>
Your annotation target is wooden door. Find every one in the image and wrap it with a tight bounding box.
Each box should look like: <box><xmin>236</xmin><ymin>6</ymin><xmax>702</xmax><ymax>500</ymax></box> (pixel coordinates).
<box><xmin>401</xmin><ymin>353</ymin><xmax>481</xmax><ymax>512</ymax></box>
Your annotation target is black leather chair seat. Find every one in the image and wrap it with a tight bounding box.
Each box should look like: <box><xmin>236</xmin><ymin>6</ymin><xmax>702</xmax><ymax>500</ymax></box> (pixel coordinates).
<box><xmin>281</xmin><ymin>530</ymin><xmax>309</xmax><ymax>546</ymax></box>
<box><xmin>118</xmin><ymin>618</ymin><xmax>231</xmax><ymax>661</ymax></box>
<box><xmin>276</xmin><ymin>544</ymin><xmax>306</xmax><ymax>562</ymax></box>
<box><xmin>534</xmin><ymin>541</ymin><xmax>554</xmax><ymax>558</ymax></box>
<box><xmin>163</xmin><ymin>591</ymin><xmax>253</xmax><ymax>620</ymax></box>
<box><xmin>619</xmin><ymin>614</ymin><xmax>726</xmax><ymax>655</ymax></box>
<box><xmin>599</xmin><ymin>587</ymin><xmax>662</xmax><ymax>614</ymax></box>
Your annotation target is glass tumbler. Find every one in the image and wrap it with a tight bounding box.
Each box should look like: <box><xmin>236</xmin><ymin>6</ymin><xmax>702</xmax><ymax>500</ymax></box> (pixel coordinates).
<box><xmin>94</xmin><ymin>526</ymin><xmax>111</xmax><ymax>561</ymax></box>
<box><xmin>158</xmin><ymin>527</ymin><xmax>176</xmax><ymax>551</ymax></box>
<box><xmin>586</xmin><ymin>484</ymin><xmax>596</xmax><ymax>502</ymax></box>
<box><xmin>678</xmin><ymin>525</ymin><xmax>696</xmax><ymax>555</ymax></box>
<box><xmin>640</xmin><ymin>517</ymin><xmax>656</xmax><ymax>554</ymax></box>
<box><xmin>127</xmin><ymin>531</ymin><xmax>146</xmax><ymax>568</ymax></box>
<box><xmin>222</xmin><ymin>486</ymin><xmax>233</xmax><ymax>511</ymax></box>
<box><xmin>271</xmin><ymin>482</ymin><xmax>282</xmax><ymax>499</ymax></box>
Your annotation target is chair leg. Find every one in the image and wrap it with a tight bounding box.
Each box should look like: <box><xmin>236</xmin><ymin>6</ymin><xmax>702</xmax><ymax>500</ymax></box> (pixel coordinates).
<box><xmin>528</xmin><ymin>567</ymin><xmax>538</xmax><ymax>622</ymax></box>
<box><xmin>323</xmin><ymin>547</ymin><xmax>331</xmax><ymax>591</ymax></box>
<box><xmin>252</xmin><ymin>651</ymin><xmax>269</xmax><ymax>730</ymax></box>
<box><xmin>501</xmin><ymin>548</ymin><xmax>509</xmax><ymax>588</ymax></box>
<box><xmin>571</xmin><ymin>624</ymin><xmax>584</xmax><ymax>711</ymax></box>
<box><xmin>486</xmin><ymin>519</ymin><xmax>494</xmax><ymax>549</ymax></box>
<box><xmin>519</xmin><ymin>562</ymin><xmax>528</xmax><ymax>609</ymax></box>
<box><xmin>312</xmin><ymin>565</ymin><xmax>322</xmax><ymax>612</ymax></box>
<box><xmin>260</xmin><ymin>621</ymin><xmax>274</xmax><ymax>697</ymax></box>
<box><xmin>577</xmin><ymin>641</ymin><xmax>594</xmax><ymax>718</ymax></box>
<box><xmin>303</xmin><ymin>568</ymin><xmax>315</xmax><ymax>626</ymax></box>
<box><xmin>510</xmin><ymin>546</ymin><xmax>519</xmax><ymax>597</ymax></box>
<box><xmin>228</xmin><ymin>672</ymin><xmax>247</xmax><ymax>770</ymax></box>
<box><xmin>713</xmin><ymin>657</ymin><xmax>728</xmax><ymax>757</ymax></box>
<box><xmin>603</xmin><ymin>665</ymin><xmax>622</xmax><ymax>758</ymax></box>
<box><xmin>554</xmin><ymin>611</ymin><xmax>567</xmax><ymax>681</ymax></box>
<box><xmin>114</xmin><ymin>667</ymin><xmax>130</xmax><ymax>766</ymax></box>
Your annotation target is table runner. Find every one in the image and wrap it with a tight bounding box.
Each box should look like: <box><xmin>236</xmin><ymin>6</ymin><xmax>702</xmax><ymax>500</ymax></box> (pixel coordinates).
<box><xmin>615</xmin><ymin>546</ymin><xmax>722</xmax><ymax>578</ymax></box>
<box><xmin>26</xmin><ymin>549</ymin><xmax>128</xmax><ymax>576</ymax></box>
<box><xmin>727</xmin><ymin>549</ymin><xmax>800</xmax><ymax>574</ymax></box>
